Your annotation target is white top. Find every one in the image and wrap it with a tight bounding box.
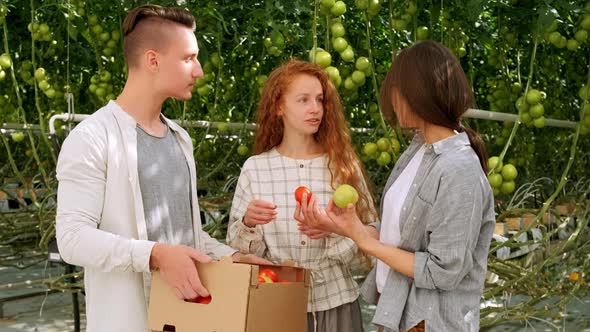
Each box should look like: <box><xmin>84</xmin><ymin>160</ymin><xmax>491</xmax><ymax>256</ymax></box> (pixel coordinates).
<box><xmin>376</xmin><ymin>145</ymin><xmax>426</xmax><ymax>293</ymax></box>
<box><xmin>55</xmin><ymin>101</ymin><xmax>236</xmax><ymax>332</ymax></box>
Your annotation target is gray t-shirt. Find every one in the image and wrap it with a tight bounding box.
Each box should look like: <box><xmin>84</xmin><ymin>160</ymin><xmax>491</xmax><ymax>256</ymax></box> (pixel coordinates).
<box><xmin>136</xmin><ymin>123</ymin><xmax>195</xmax><ymax>247</ymax></box>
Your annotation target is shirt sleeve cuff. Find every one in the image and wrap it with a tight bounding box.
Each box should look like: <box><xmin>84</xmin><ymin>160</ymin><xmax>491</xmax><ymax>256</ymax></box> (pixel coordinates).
<box><xmin>132</xmin><ymin>239</ymin><xmax>157</xmax><ymax>273</ymax></box>
<box><xmin>235</xmin><ymin>218</ymin><xmax>264</xmax><ymax>240</ymax></box>
<box><xmin>413</xmin><ymin>251</ymin><xmax>433</xmax><ymax>289</ymax></box>
<box><xmin>214</xmin><ymin>245</ymin><xmax>238</xmax><ymax>259</ymax></box>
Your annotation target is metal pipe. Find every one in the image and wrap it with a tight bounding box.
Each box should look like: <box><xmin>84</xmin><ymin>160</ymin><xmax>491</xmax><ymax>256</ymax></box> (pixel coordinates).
<box><xmin>464</xmin><ymin>108</ymin><xmax>577</xmax><ymax>129</ymax></box>
<box><xmin>43</xmin><ymin>109</ymin><xmax>579</xmax><ymax>135</ymax></box>
<box><xmin>48</xmin><ymin>114</ymin><xmax>90</xmax><ymax>135</ymax></box>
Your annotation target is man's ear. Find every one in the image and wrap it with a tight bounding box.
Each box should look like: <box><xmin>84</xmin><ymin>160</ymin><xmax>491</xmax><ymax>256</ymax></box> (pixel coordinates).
<box><xmin>145</xmin><ymin>50</ymin><xmax>159</xmax><ymax>72</ymax></box>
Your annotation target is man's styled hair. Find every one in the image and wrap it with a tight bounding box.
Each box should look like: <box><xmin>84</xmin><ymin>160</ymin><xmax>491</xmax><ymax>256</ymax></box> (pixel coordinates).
<box><xmin>122</xmin><ymin>4</ymin><xmax>196</xmax><ymax>67</ymax></box>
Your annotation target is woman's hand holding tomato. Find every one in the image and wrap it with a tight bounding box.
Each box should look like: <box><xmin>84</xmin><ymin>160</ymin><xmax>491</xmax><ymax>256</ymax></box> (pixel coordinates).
<box><xmin>293</xmin><ymin>187</ymin><xmax>331</xmax><ymax>239</ymax></box>
<box><xmin>294</xmin><ymin>186</ymin><xmax>312</xmax><ymax>204</ymax></box>
<box><xmin>297</xmin><ymin>194</ymin><xmax>366</xmax><ymax>242</ymax></box>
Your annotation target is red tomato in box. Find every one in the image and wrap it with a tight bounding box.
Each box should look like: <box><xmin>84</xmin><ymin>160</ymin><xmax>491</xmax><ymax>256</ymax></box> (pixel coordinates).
<box><xmin>197</xmin><ymin>296</ymin><xmax>212</xmax><ymax>304</ymax></box>
<box><xmin>259</xmin><ymin>269</ymin><xmax>279</xmax><ymax>282</ymax></box>
<box><xmin>186</xmin><ymin>295</ymin><xmax>211</xmax><ymax>304</ymax></box>
<box><xmin>294</xmin><ymin>186</ymin><xmax>312</xmax><ymax>204</ymax></box>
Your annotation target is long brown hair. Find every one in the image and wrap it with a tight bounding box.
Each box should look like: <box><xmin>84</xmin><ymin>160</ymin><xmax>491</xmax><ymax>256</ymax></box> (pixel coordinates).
<box><xmin>255</xmin><ymin>59</ymin><xmax>377</xmax><ymax>223</ymax></box>
<box><xmin>380</xmin><ymin>41</ymin><xmax>488</xmax><ymax>172</ymax></box>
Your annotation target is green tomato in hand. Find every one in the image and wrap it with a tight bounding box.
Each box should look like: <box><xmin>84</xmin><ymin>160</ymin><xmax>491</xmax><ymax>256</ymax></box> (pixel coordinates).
<box><xmin>333</xmin><ymin>184</ymin><xmax>359</xmax><ymax>208</ymax></box>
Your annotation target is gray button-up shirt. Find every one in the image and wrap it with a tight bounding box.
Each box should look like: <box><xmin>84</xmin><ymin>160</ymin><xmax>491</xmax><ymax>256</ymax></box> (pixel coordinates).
<box><xmin>361</xmin><ymin>132</ymin><xmax>495</xmax><ymax>332</ymax></box>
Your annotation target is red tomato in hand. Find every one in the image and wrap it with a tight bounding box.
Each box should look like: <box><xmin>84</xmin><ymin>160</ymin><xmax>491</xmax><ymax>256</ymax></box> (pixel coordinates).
<box><xmin>197</xmin><ymin>296</ymin><xmax>212</xmax><ymax>304</ymax></box>
<box><xmin>294</xmin><ymin>186</ymin><xmax>312</xmax><ymax>204</ymax></box>
<box><xmin>186</xmin><ymin>295</ymin><xmax>212</xmax><ymax>304</ymax></box>
<box><xmin>258</xmin><ymin>269</ymin><xmax>279</xmax><ymax>282</ymax></box>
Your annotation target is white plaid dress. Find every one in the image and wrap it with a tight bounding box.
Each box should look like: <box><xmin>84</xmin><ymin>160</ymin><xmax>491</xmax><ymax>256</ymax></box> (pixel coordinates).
<box><xmin>227</xmin><ymin>148</ymin><xmax>373</xmax><ymax>312</ymax></box>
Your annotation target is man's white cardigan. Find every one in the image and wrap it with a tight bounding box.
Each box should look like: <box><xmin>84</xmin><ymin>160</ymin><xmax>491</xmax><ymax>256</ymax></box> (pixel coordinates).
<box><xmin>56</xmin><ymin>101</ymin><xmax>235</xmax><ymax>332</ymax></box>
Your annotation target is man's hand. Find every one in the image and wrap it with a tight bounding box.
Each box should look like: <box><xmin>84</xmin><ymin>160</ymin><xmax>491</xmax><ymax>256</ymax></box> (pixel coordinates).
<box><xmin>150</xmin><ymin>243</ymin><xmax>212</xmax><ymax>300</ymax></box>
<box><xmin>243</xmin><ymin>199</ymin><xmax>277</xmax><ymax>227</ymax></box>
<box><xmin>232</xmin><ymin>252</ymin><xmax>274</xmax><ymax>265</ymax></box>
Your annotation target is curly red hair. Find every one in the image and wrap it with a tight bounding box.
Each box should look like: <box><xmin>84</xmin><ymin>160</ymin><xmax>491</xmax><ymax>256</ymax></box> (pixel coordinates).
<box><xmin>254</xmin><ymin>59</ymin><xmax>377</xmax><ymax>223</ymax></box>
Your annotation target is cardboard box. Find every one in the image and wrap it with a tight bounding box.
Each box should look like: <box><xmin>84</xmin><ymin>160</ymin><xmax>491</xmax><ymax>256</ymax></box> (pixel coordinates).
<box><xmin>494</xmin><ymin>222</ymin><xmax>507</xmax><ymax>236</ymax></box>
<box><xmin>148</xmin><ymin>256</ymin><xmax>309</xmax><ymax>332</ymax></box>
<box><xmin>505</xmin><ymin>217</ymin><xmax>522</xmax><ymax>231</ymax></box>
<box><xmin>521</xmin><ymin>213</ymin><xmax>536</xmax><ymax>228</ymax></box>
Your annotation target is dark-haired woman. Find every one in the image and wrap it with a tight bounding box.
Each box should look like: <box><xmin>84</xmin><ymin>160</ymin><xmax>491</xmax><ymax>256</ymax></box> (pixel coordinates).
<box><xmin>297</xmin><ymin>40</ymin><xmax>496</xmax><ymax>332</ymax></box>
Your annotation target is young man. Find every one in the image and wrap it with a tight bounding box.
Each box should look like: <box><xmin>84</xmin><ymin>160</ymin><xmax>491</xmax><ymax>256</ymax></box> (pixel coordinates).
<box><xmin>56</xmin><ymin>5</ymin><xmax>268</xmax><ymax>332</ymax></box>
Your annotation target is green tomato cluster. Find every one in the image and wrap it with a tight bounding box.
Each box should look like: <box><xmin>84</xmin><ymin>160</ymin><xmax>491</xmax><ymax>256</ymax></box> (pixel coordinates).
<box><xmin>69</xmin><ymin>0</ymin><xmax>86</xmax><ymax>16</ymax></box>
<box><xmin>18</xmin><ymin>61</ymin><xmax>35</xmax><ymax>86</ymax></box>
<box><xmin>34</xmin><ymin>67</ymin><xmax>63</xmax><ymax>100</ymax></box>
<box><xmin>499</xmin><ymin>25</ymin><xmax>518</xmax><ymax>48</ymax></box>
<box><xmin>516</xmin><ymin>89</ymin><xmax>547</xmax><ymax>129</ymax></box>
<box><xmin>362</xmin><ymin>136</ymin><xmax>401</xmax><ymax>167</ymax></box>
<box><xmin>0</xmin><ymin>53</ymin><xmax>11</xmax><ymax>81</ymax></box>
<box><xmin>354</xmin><ymin>0</ymin><xmax>383</xmax><ymax>19</ymax></box>
<box><xmin>89</xmin><ymin>69</ymin><xmax>115</xmax><ymax>102</ymax></box>
<box><xmin>390</xmin><ymin>1</ymin><xmax>417</xmax><ymax>32</ymax></box>
<box><xmin>263</xmin><ymin>30</ymin><xmax>285</xmax><ymax>57</ymax></box>
<box><xmin>193</xmin><ymin>57</ymin><xmax>219</xmax><ymax>97</ymax></box>
<box><xmin>27</xmin><ymin>21</ymin><xmax>54</xmax><ymax>42</ymax></box>
<box><xmin>487</xmin><ymin>156</ymin><xmax>518</xmax><ymax>196</ymax></box>
<box><xmin>255</xmin><ymin>74</ymin><xmax>267</xmax><ymax>96</ymax></box>
<box><xmin>88</xmin><ymin>15</ymin><xmax>121</xmax><ymax>58</ymax></box>
<box><xmin>446</xmin><ymin>23</ymin><xmax>469</xmax><ymax>58</ymax></box>
<box><xmin>319</xmin><ymin>0</ymin><xmax>347</xmax><ymax>17</ymax></box>
<box><xmin>487</xmin><ymin>79</ymin><xmax>521</xmax><ymax>113</ymax></box>
<box><xmin>328</xmin><ymin>18</ymin><xmax>356</xmax><ymax>68</ymax></box>
<box><xmin>543</xmin><ymin>4</ymin><xmax>590</xmax><ymax>52</ymax></box>
<box><xmin>342</xmin><ymin>56</ymin><xmax>373</xmax><ymax>92</ymax></box>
